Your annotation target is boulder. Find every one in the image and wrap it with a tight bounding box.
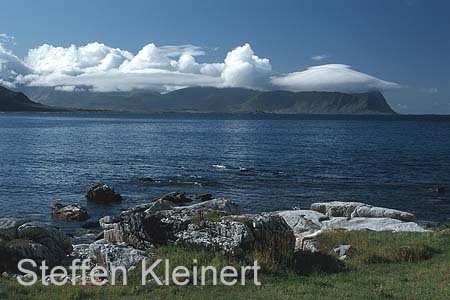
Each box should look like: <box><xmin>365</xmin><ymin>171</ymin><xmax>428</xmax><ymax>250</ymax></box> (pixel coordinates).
<box><xmin>176</xmin><ymin>213</ymin><xmax>295</xmax><ymax>256</ymax></box>
<box><xmin>275</xmin><ymin>210</ymin><xmax>328</xmax><ymax>250</ymax></box>
<box><xmin>321</xmin><ymin>217</ymin><xmax>427</xmax><ymax>232</ymax></box>
<box><xmin>89</xmin><ymin>243</ymin><xmax>151</xmax><ymax>271</ymax></box>
<box><xmin>311</xmin><ymin>201</ymin><xmax>417</xmax><ymax>222</ymax></box>
<box><xmin>85</xmin><ymin>183</ymin><xmax>122</xmax><ymax>203</ymax></box>
<box><xmin>159</xmin><ymin>192</ymin><xmax>192</xmax><ymax>204</ymax></box>
<box><xmin>102</xmin><ymin>198</ymin><xmax>242</xmax><ymax>250</ymax></box>
<box><xmin>0</xmin><ymin>218</ymin><xmax>29</xmax><ymax>240</ymax></box>
<box><xmin>311</xmin><ymin>201</ymin><xmax>365</xmax><ymax>218</ymax></box>
<box><xmin>333</xmin><ymin>245</ymin><xmax>352</xmax><ymax>260</ymax></box>
<box><xmin>0</xmin><ymin>218</ymin><xmax>72</xmax><ymax>272</ymax></box>
<box><xmin>17</xmin><ymin>222</ymin><xmax>73</xmax><ymax>257</ymax></box>
<box><xmin>51</xmin><ymin>203</ymin><xmax>89</xmax><ymax>221</ymax></box>
<box><xmin>275</xmin><ymin>210</ymin><xmax>327</xmax><ymax>235</ymax></box>
<box><xmin>350</xmin><ymin>205</ymin><xmax>416</xmax><ymax>222</ymax></box>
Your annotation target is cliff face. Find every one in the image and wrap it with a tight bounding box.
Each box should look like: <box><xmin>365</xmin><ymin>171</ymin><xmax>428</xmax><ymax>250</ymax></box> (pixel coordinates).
<box><xmin>23</xmin><ymin>86</ymin><xmax>396</xmax><ymax>114</ymax></box>
<box><xmin>240</xmin><ymin>90</ymin><xmax>396</xmax><ymax>114</ymax></box>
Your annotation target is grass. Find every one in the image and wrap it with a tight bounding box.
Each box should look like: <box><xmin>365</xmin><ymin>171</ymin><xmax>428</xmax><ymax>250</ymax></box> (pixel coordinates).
<box><xmin>1</xmin><ymin>230</ymin><xmax>450</xmax><ymax>300</ymax></box>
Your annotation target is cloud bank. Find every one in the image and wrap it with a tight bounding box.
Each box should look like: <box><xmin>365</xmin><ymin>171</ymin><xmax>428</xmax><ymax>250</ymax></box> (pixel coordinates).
<box><xmin>0</xmin><ymin>34</ymin><xmax>399</xmax><ymax>93</ymax></box>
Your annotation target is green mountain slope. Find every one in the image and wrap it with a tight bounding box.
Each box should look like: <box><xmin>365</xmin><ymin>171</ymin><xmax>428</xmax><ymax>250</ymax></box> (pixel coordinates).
<box><xmin>24</xmin><ymin>86</ymin><xmax>397</xmax><ymax>114</ymax></box>
<box><xmin>0</xmin><ymin>86</ymin><xmax>61</xmax><ymax>111</ymax></box>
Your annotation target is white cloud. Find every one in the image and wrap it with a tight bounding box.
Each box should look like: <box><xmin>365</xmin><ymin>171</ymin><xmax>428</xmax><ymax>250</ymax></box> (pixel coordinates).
<box><xmin>221</xmin><ymin>43</ymin><xmax>272</xmax><ymax>89</ymax></box>
<box><xmin>0</xmin><ymin>35</ymin><xmax>399</xmax><ymax>94</ymax></box>
<box><xmin>271</xmin><ymin>64</ymin><xmax>400</xmax><ymax>93</ymax></box>
<box><xmin>311</xmin><ymin>54</ymin><xmax>329</xmax><ymax>61</ymax></box>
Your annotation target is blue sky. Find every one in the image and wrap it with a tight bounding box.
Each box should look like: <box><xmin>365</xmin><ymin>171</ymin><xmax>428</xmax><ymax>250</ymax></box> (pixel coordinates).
<box><xmin>1</xmin><ymin>0</ymin><xmax>449</xmax><ymax>113</ymax></box>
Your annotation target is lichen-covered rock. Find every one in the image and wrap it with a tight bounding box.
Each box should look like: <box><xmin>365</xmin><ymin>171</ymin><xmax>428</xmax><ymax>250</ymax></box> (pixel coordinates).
<box><xmin>311</xmin><ymin>201</ymin><xmax>365</xmax><ymax>218</ymax></box>
<box><xmin>85</xmin><ymin>183</ymin><xmax>122</xmax><ymax>203</ymax></box>
<box><xmin>350</xmin><ymin>205</ymin><xmax>416</xmax><ymax>222</ymax></box>
<box><xmin>51</xmin><ymin>203</ymin><xmax>89</xmax><ymax>221</ymax></box>
<box><xmin>311</xmin><ymin>201</ymin><xmax>417</xmax><ymax>222</ymax></box>
<box><xmin>321</xmin><ymin>217</ymin><xmax>427</xmax><ymax>232</ymax></box>
<box><xmin>89</xmin><ymin>243</ymin><xmax>151</xmax><ymax>271</ymax></box>
<box><xmin>176</xmin><ymin>213</ymin><xmax>295</xmax><ymax>256</ymax></box>
<box><xmin>102</xmin><ymin>198</ymin><xmax>242</xmax><ymax>249</ymax></box>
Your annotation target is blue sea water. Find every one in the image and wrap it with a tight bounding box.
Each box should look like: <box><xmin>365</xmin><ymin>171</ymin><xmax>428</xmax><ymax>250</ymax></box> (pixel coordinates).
<box><xmin>0</xmin><ymin>112</ymin><xmax>449</xmax><ymax>232</ymax></box>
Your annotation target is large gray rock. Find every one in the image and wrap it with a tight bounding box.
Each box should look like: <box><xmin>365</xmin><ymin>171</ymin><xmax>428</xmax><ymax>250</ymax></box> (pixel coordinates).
<box><xmin>321</xmin><ymin>217</ymin><xmax>427</xmax><ymax>232</ymax></box>
<box><xmin>350</xmin><ymin>205</ymin><xmax>416</xmax><ymax>222</ymax></box>
<box><xmin>102</xmin><ymin>198</ymin><xmax>242</xmax><ymax>249</ymax></box>
<box><xmin>89</xmin><ymin>243</ymin><xmax>151</xmax><ymax>271</ymax></box>
<box><xmin>176</xmin><ymin>213</ymin><xmax>295</xmax><ymax>256</ymax></box>
<box><xmin>0</xmin><ymin>218</ymin><xmax>73</xmax><ymax>272</ymax></box>
<box><xmin>51</xmin><ymin>203</ymin><xmax>89</xmax><ymax>221</ymax></box>
<box><xmin>275</xmin><ymin>210</ymin><xmax>327</xmax><ymax>235</ymax></box>
<box><xmin>311</xmin><ymin>201</ymin><xmax>417</xmax><ymax>222</ymax></box>
<box><xmin>275</xmin><ymin>210</ymin><xmax>328</xmax><ymax>250</ymax></box>
<box><xmin>17</xmin><ymin>222</ymin><xmax>73</xmax><ymax>259</ymax></box>
<box><xmin>85</xmin><ymin>183</ymin><xmax>122</xmax><ymax>203</ymax></box>
<box><xmin>0</xmin><ymin>218</ymin><xmax>29</xmax><ymax>240</ymax></box>
<box><xmin>311</xmin><ymin>201</ymin><xmax>365</xmax><ymax>217</ymax></box>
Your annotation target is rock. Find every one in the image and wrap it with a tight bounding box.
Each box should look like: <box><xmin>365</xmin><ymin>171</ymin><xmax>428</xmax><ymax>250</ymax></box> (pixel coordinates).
<box><xmin>71</xmin><ymin>233</ymin><xmax>97</xmax><ymax>245</ymax></box>
<box><xmin>81</xmin><ymin>221</ymin><xmax>100</xmax><ymax>229</ymax></box>
<box><xmin>276</xmin><ymin>210</ymin><xmax>327</xmax><ymax>235</ymax></box>
<box><xmin>102</xmin><ymin>198</ymin><xmax>242</xmax><ymax>250</ymax></box>
<box><xmin>99</xmin><ymin>216</ymin><xmax>121</xmax><ymax>230</ymax></box>
<box><xmin>311</xmin><ymin>201</ymin><xmax>416</xmax><ymax>222</ymax></box>
<box><xmin>193</xmin><ymin>193</ymin><xmax>213</xmax><ymax>201</ymax></box>
<box><xmin>51</xmin><ymin>203</ymin><xmax>89</xmax><ymax>221</ymax></box>
<box><xmin>431</xmin><ymin>187</ymin><xmax>448</xmax><ymax>193</ymax></box>
<box><xmin>69</xmin><ymin>244</ymin><xmax>91</xmax><ymax>260</ymax></box>
<box><xmin>333</xmin><ymin>245</ymin><xmax>352</xmax><ymax>260</ymax></box>
<box><xmin>0</xmin><ymin>218</ymin><xmax>29</xmax><ymax>240</ymax></box>
<box><xmin>89</xmin><ymin>243</ymin><xmax>151</xmax><ymax>271</ymax></box>
<box><xmin>350</xmin><ymin>205</ymin><xmax>416</xmax><ymax>222</ymax></box>
<box><xmin>311</xmin><ymin>201</ymin><xmax>365</xmax><ymax>218</ymax></box>
<box><xmin>321</xmin><ymin>217</ymin><xmax>427</xmax><ymax>232</ymax></box>
<box><xmin>85</xmin><ymin>183</ymin><xmax>122</xmax><ymax>203</ymax></box>
<box><xmin>0</xmin><ymin>219</ymin><xmax>73</xmax><ymax>272</ymax></box>
<box><xmin>138</xmin><ymin>177</ymin><xmax>155</xmax><ymax>183</ymax></box>
<box><xmin>176</xmin><ymin>213</ymin><xmax>295</xmax><ymax>256</ymax></box>
<box><xmin>275</xmin><ymin>210</ymin><xmax>328</xmax><ymax>250</ymax></box>
<box><xmin>159</xmin><ymin>192</ymin><xmax>192</xmax><ymax>204</ymax></box>
<box><xmin>184</xmin><ymin>198</ymin><xmax>241</xmax><ymax>215</ymax></box>
<box><xmin>17</xmin><ymin>221</ymin><xmax>73</xmax><ymax>258</ymax></box>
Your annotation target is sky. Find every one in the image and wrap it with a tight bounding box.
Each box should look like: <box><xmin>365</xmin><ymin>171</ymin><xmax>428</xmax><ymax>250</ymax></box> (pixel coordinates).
<box><xmin>0</xmin><ymin>0</ymin><xmax>449</xmax><ymax>114</ymax></box>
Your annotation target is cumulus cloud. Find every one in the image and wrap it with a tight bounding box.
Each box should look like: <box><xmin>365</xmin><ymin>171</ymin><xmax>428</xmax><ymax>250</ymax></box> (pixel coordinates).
<box><xmin>0</xmin><ymin>35</ymin><xmax>399</xmax><ymax>94</ymax></box>
<box><xmin>271</xmin><ymin>64</ymin><xmax>400</xmax><ymax>93</ymax></box>
<box><xmin>221</xmin><ymin>43</ymin><xmax>272</xmax><ymax>89</ymax></box>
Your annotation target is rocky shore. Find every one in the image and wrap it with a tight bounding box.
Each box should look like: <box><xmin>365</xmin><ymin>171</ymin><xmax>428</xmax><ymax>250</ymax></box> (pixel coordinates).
<box><xmin>0</xmin><ymin>184</ymin><xmax>430</xmax><ymax>280</ymax></box>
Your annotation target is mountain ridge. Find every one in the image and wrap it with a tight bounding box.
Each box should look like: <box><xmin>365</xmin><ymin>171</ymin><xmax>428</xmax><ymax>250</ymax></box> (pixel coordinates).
<box><xmin>18</xmin><ymin>86</ymin><xmax>397</xmax><ymax>114</ymax></box>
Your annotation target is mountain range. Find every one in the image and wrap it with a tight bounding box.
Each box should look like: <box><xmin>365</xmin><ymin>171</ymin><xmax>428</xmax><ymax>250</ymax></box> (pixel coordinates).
<box><xmin>2</xmin><ymin>85</ymin><xmax>396</xmax><ymax>114</ymax></box>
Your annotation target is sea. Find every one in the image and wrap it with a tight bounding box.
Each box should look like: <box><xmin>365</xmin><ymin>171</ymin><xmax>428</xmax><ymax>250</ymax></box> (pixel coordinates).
<box><xmin>1</xmin><ymin>112</ymin><xmax>449</xmax><ymax>233</ymax></box>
